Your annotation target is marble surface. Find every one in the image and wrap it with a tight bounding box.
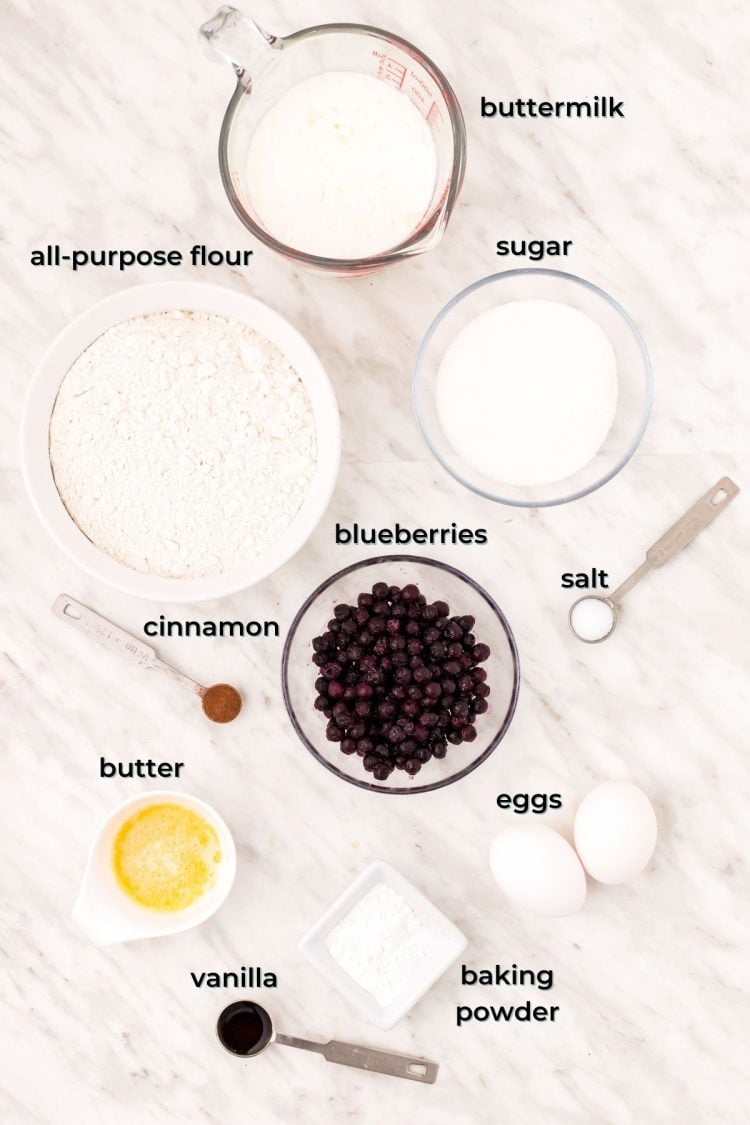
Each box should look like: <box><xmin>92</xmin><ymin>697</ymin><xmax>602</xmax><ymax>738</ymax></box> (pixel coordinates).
<box><xmin>1</xmin><ymin>0</ymin><xmax>748</xmax><ymax>1122</ymax></box>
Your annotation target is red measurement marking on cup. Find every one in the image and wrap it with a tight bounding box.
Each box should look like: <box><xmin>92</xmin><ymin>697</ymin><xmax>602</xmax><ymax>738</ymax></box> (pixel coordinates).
<box><xmin>376</xmin><ymin>54</ymin><xmax>407</xmax><ymax>89</ymax></box>
<box><xmin>427</xmin><ymin>102</ymin><xmax>442</xmax><ymax>128</ymax></box>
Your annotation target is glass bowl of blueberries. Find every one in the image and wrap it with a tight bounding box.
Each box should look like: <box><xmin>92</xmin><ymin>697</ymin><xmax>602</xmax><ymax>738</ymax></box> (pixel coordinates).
<box><xmin>281</xmin><ymin>555</ymin><xmax>520</xmax><ymax>794</ymax></box>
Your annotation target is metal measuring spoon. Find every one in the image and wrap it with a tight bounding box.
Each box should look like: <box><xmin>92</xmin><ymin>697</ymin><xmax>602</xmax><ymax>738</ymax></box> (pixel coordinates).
<box><xmin>52</xmin><ymin>595</ymin><xmax>242</xmax><ymax>722</ymax></box>
<box><xmin>216</xmin><ymin>1001</ymin><xmax>438</xmax><ymax>1084</ymax></box>
<box><xmin>569</xmin><ymin>476</ymin><xmax>740</xmax><ymax>643</ymax></box>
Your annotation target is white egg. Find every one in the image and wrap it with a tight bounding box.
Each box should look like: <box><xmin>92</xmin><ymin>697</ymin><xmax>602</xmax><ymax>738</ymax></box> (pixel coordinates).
<box><xmin>489</xmin><ymin>824</ymin><xmax>587</xmax><ymax>917</ymax></box>
<box><xmin>574</xmin><ymin>782</ymin><xmax>657</xmax><ymax>885</ymax></box>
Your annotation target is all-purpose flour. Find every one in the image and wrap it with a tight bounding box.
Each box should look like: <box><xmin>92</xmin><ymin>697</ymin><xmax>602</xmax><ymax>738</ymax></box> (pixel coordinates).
<box><xmin>49</xmin><ymin>310</ymin><xmax>317</xmax><ymax>578</ymax></box>
<box><xmin>325</xmin><ymin>883</ymin><xmax>431</xmax><ymax>1005</ymax></box>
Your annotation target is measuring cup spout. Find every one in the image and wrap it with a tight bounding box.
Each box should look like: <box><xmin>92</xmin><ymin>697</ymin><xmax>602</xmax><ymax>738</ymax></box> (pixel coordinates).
<box><xmin>199</xmin><ymin>6</ymin><xmax>279</xmax><ymax>91</ymax></box>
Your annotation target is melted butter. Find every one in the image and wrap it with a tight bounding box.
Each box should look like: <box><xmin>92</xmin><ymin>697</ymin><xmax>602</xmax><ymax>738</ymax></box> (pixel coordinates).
<box><xmin>112</xmin><ymin>803</ymin><xmax>221</xmax><ymax>912</ymax></box>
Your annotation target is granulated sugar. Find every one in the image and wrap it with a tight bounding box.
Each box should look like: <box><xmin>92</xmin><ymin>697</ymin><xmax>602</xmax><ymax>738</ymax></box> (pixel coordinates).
<box><xmin>49</xmin><ymin>310</ymin><xmax>317</xmax><ymax>578</ymax></box>
<box><xmin>436</xmin><ymin>299</ymin><xmax>618</xmax><ymax>487</ymax></box>
<box><xmin>325</xmin><ymin>882</ymin><xmax>431</xmax><ymax>1005</ymax></box>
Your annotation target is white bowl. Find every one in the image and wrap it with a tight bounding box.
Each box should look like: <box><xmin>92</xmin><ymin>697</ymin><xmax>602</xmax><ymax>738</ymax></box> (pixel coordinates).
<box><xmin>299</xmin><ymin>860</ymin><xmax>466</xmax><ymax>1029</ymax></box>
<box><xmin>73</xmin><ymin>790</ymin><xmax>237</xmax><ymax>946</ymax></box>
<box><xmin>21</xmin><ymin>282</ymin><xmax>341</xmax><ymax>602</ymax></box>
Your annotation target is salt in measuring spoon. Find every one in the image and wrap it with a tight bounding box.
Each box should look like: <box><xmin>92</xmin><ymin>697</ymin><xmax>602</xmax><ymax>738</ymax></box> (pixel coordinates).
<box><xmin>52</xmin><ymin>595</ymin><xmax>242</xmax><ymax>722</ymax></box>
<box><xmin>569</xmin><ymin>476</ymin><xmax>740</xmax><ymax>643</ymax></box>
<box><xmin>216</xmin><ymin>1000</ymin><xmax>438</xmax><ymax>1083</ymax></box>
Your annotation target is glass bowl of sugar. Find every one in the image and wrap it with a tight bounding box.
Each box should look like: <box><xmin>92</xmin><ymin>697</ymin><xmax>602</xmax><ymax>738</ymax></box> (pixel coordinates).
<box><xmin>413</xmin><ymin>269</ymin><xmax>652</xmax><ymax>507</ymax></box>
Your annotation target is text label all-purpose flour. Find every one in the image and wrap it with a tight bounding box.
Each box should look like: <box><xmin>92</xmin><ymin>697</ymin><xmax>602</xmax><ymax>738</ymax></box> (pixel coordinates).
<box><xmin>49</xmin><ymin>311</ymin><xmax>317</xmax><ymax>578</ymax></box>
<box><xmin>436</xmin><ymin>300</ymin><xmax>618</xmax><ymax>488</ymax></box>
<box><xmin>245</xmin><ymin>72</ymin><xmax>438</xmax><ymax>259</ymax></box>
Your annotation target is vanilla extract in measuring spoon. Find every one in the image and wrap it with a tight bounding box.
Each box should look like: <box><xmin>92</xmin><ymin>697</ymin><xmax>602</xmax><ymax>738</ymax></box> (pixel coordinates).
<box><xmin>52</xmin><ymin>595</ymin><xmax>242</xmax><ymax>722</ymax></box>
<box><xmin>216</xmin><ymin>1001</ymin><xmax>438</xmax><ymax>1084</ymax></box>
<box><xmin>569</xmin><ymin>477</ymin><xmax>740</xmax><ymax>643</ymax></box>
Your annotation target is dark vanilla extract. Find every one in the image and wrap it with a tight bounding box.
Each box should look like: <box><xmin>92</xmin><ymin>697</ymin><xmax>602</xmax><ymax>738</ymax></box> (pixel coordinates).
<box><xmin>217</xmin><ymin>1001</ymin><xmax>272</xmax><ymax>1056</ymax></box>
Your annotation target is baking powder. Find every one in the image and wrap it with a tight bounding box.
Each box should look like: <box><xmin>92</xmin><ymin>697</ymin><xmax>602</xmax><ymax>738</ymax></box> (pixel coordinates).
<box><xmin>49</xmin><ymin>310</ymin><xmax>317</xmax><ymax>578</ymax></box>
<box><xmin>325</xmin><ymin>882</ymin><xmax>431</xmax><ymax>1005</ymax></box>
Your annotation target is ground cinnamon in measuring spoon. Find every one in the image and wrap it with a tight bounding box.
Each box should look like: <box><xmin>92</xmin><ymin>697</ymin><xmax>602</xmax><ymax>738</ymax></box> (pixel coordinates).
<box><xmin>202</xmin><ymin>683</ymin><xmax>242</xmax><ymax>724</ymax></box>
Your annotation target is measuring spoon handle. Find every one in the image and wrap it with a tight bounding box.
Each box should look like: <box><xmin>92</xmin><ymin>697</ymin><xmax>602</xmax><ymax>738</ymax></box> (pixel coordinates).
<box><xmin>645</xmin><ymin>477</ymin><xmax>739</xmax><ymax>567</ymax></box>
<box><xmin>274</xmin><ymin>1033</ymin><xmax>438</xmax><ymax>1084</ymax></box>
<box><xmin>52</xmin><ymin>594</ymin><xmax>159</xmax><ymax>666</ymax></box>
<box><xmin>610</xmin><ymin>478</ymin><xmax>739</xmax><ymax>604</ymax></box>
<box><xmin>51</xmin><ymin>594</ymin><xmax>202</xmax><ymax>694</ymax></box>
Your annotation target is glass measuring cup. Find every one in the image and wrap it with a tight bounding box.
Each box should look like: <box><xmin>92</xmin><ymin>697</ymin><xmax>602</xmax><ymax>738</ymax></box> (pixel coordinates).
<box><xmin>199</xmin><ymin>7</ymin><xmax>466</xmax><ymax>276</ymax></box>
<box><xmin>569</xmin><ymin>476</ymin><xmax>739</xmax><ymax>643</ymax></box>
<box><xmin>216</xmin><ymin>1001</ymin><xmax>438</xmax><ymax>1083</ymax></box>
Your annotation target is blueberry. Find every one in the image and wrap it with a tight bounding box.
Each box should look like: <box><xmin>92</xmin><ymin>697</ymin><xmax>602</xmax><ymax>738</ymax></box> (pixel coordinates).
<box><xmin>312</xmin><ymin>579</ymin><xmax>490</xmax><ymax>782</ymax></box>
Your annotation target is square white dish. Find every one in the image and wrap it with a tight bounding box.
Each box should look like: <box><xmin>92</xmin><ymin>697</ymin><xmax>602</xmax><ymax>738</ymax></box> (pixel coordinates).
<box><xmin>299</xmin><ymin>860</ymin><xmax>466</xmax><ymax>1029</ymax></box>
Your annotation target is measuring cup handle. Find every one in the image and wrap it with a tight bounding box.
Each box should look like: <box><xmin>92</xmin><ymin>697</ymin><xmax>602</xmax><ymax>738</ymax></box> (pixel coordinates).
<box><xmin>199</xmin><ymin>6</ymin><xmax>279</xmax><ymax>90</ymax></box>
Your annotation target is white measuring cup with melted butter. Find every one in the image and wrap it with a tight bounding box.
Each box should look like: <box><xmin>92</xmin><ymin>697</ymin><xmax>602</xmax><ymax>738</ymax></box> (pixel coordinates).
<box><xmin>569</xmin><ymin>477</ymin><xmax>739</xmax><ymax>643</ymax></box>
<box><xmin>73</xmin><ymin>792</ymin><xmax>236</xmax><ymax>945</ymax></box>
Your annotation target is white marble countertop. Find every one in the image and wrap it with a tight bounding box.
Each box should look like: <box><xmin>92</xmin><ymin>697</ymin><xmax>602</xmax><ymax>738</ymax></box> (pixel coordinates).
<box><xmin>2</xmin><ymin>0</ymin><xmax>748</xmax><ymax>1122</ymax></box>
